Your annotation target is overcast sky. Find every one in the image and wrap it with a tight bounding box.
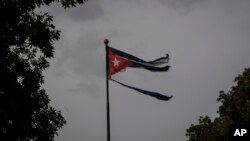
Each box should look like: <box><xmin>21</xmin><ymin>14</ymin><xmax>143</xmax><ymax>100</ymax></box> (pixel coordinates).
<box><xmin>41</xmin><ymin>0</ymin><xmax>250</xmax><ymax>141</ymax></box>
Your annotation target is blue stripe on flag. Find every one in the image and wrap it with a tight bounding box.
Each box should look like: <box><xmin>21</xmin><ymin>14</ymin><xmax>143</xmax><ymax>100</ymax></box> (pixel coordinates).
<box><xmin>109</xmin><ymin>46</ymin><xmax>169</xmax><ymax>66</ymax></box>
<box><xmin>110</xmin><ymin>79</ymin><xmax>173</xmax><ymax>101</ymax></box>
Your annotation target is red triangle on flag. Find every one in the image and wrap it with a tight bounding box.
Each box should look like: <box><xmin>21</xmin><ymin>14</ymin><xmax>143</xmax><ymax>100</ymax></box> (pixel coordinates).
<box><xmin>108</xmin><ymin>49</ymin><xmax>132</xmax><ymax>77</ymax></box>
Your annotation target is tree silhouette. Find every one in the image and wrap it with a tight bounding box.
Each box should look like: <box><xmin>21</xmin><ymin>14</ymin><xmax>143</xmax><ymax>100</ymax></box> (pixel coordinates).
<box><xmin>186</xmin><ymin>68</ymin><xmax>250</xmax><ymax>141</ymax></box>
<box><xmin>0</xmin><ymin>0</ymin><xmax>88</xmax><ymax>140</ymax></box>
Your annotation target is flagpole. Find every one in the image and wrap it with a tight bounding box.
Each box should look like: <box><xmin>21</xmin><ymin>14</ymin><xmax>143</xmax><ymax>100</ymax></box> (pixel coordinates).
<box><xmin>104</xmin><ymin>39</ymin><xmax>111</xmax><ymax>141</ymax></box>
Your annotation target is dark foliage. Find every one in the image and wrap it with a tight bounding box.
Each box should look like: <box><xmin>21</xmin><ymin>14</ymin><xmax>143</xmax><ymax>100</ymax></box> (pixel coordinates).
<box><xmin>186</xmin><ymin>68</ymin><xmax>250</xmax><ymax>141</ymax></box>
<box><xmin>0</xmin><ymin>0</ymin><xmax>88</xmax><ymax>140</ymax></box>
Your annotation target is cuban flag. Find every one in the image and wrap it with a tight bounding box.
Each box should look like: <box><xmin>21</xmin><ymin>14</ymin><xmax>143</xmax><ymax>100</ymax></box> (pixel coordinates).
<box><xmin>108</xmin><ymin>47</ymin><xmax>170</xmax><ymax>77</ymax></box>
<box><xmin>108</xmin><ymin>46</ymin><xmax>172</xmax><ymax>101</ymax></box>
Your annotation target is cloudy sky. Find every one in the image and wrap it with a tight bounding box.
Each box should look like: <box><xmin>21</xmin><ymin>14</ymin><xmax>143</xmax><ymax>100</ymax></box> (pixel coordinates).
<box><xmin>41</xmin><ymin>0</ymin><xmax>250</xmax><ymax>141</ymax></box>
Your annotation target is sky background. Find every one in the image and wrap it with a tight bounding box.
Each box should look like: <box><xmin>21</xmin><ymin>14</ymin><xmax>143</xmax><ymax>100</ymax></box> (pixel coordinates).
<box><xmin>41</xmin><ymin>0</ymin><xmax>250</xmax><ymax>141</ymax></box>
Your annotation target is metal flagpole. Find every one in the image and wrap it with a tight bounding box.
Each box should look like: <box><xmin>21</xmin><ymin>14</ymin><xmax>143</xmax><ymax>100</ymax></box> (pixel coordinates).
<box><xmin>104</xmin><ymin>39</ymin><xmax>110</xmax><ymax>141</ymax></box>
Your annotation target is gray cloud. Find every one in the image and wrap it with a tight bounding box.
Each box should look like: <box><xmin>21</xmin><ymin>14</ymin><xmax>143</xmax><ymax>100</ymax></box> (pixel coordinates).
<box><xmin>53</xmin><ymin>33</ymin><xmax>105</xmax><ymax>77</ymax></box>
<box><xmin>65</xmin><ymin>0</ymin><xmax>105</xmax><ymax>21</ymax></box>
<box><xmin>47</xmin><ymin>0</ymin><xmax>105</xmax><ymax>21</ymax></box>
<box><xmin>158</xmin><ymin>0</ymin><xmax>202</xmax><ymax>6</ymax></box>
<box><xmin>67</xmin><ymin>82</ymin><xmax>101</xmax><ymax>98</ymax></box>
<box><xmin>157</xmin><ymin>0</ymin><xmax>206</xmax><ymax>12</ymax></box>
<box><xmin>43</xmin><ymin>0</ymin><xmax>250</xmax><ymax>141</ymax></box>
<box><xmin>71</xmin><ymin>35</ymin><xmax>104</xmax><ymax>76</ymax></box>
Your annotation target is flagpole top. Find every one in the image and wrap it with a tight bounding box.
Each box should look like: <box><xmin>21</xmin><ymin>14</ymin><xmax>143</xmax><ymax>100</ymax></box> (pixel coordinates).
<box><xmin>104</xmin><ymin>39</ymin><xmax>109</xmax><ymax>45</ymax></box>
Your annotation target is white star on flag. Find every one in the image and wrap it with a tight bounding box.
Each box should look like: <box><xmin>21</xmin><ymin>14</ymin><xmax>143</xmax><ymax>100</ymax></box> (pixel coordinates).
<box><xmin>112</xmin><ymin>57</ymin><xmax>120</xmax><ymax>68</ymax></box>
